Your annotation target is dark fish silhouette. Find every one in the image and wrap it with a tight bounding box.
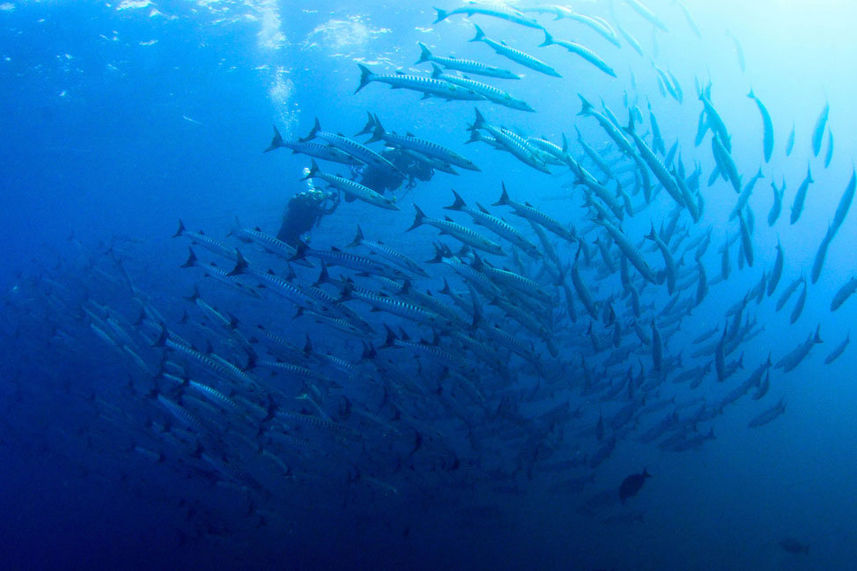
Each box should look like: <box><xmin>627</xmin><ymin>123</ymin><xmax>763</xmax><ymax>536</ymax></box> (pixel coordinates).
<box><xmin>779</xmin><ymin>537</ymin><xmax>809</xmax><ymax>554</ymax></box>
<box><xmin>619</xmin><ymin>468</ymin><xmax>651</xmax><ymax>503</ymax></box>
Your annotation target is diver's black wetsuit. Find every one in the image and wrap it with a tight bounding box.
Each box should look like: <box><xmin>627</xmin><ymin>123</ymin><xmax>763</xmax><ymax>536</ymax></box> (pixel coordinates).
<box><xmin>276</xmin><ymin>189</ymin><xmax>339</xmax><ymax>246</ymax></box>
<box><xmin>358</xmin><ymin>148</ymin><xmax>434</xmax><ymax>193</ymax></box>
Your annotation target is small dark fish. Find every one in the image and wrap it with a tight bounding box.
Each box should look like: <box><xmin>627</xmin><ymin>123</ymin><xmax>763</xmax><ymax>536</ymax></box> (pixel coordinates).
<box><xmin>747</xmin><ymin>89</ymin><xmax>773</xmax><ymax>162</ymax></box>
<box><xmin>779</xmin><ymin>537</ymin><xmax>809</xmax><ymax>555</ymax></box>
<box><xmin>831</xmin><ymin>276</ymin><xmax>857</xmax><ymax>312</ymax></box>
<box><xmin>831</xmin><ymin>168</ymin><xmax>856</xmax><ymax>233</ymax></box>
<box><xmin>768</xmin><ymin>179</ymin><xmax>785</xmax><ymax>226</ymax></box>
<box><xmin>619</xmin><ymin>468</ymin><xmax>651</xmax><ymax>503</ymax></box>
<box><xmin>824</xmin><ymin>333</ymin><xmax>849</xmax><ymax>365</ymax></box>
<box><xmin>812</xmin><ymin>102</ymin><xmax>829</xmax><ymax>157</ymax></box>
<box><xmin>785</xmin><ymin>123</ymin><xmax>796</xmax><ymax>156</ymax></box>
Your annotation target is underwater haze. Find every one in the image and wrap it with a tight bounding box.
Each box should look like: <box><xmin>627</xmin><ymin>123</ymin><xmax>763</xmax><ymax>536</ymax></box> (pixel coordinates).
<box><xmin>2</xmin><ymin>1</ymin><xmax>857</xmax><ymax>569</ymax></box>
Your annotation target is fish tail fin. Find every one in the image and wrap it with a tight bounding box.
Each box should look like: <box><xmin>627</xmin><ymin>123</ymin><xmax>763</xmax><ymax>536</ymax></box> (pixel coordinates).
<box><xmin>227</xmin><ymin>249</ymin><xmax>249</xmax><ymax>277</ymax></box>
<box><xmin>465</xmin><ymin>129</ymin><xmax>481</xmax><ymax>144</ymax></box>
<box><xmin>747</xmin><ymin>88</ymin><xmax>755</xmax><ymax>99</ymax></box>
<box><xmin>443</xmin><ymin>189</ymin><xmax>467</xmax><ymax>211</ymax></box>
<box><xmin>360</xmin><ymin>341</ymin><xmax>377</xmax><ymax>361</ymax></box>
<box><xmin>561</xmin><ymin>132</ymin><xmax>569</xmax><ymax>155</ymax></box>
<box><xmin>625</xmin><ymin>109</ymin><xmax>636</xmax><ymax>134</ymax></box>
<box><xmin>313</xmin><ymin>262</ymin><xmax>330</xmax><ymax>287</ymax></box>
<box><xmin>290</xmin><ymin>240</ymin><xmax>309</xmax><ymax>262</ymax></box>
<box><xmin>430</xmin><ymin>63</ymin><xmax>444</xmax><ymax>79</ymax></box>
<box><xmin>470</xmin><ymin>24</ymin><xmax>485</xmax><ymax>42</ymax></box>
<box><xmin>472</xmin><ymin>107</ymin><xmax>486</xmax><ymax>130</ymax></box>
<box><xmin>416</xmin><ymin>41</ymin><xmax>432</xmax><ymax>64</ymax></box>
<box><xmin>577</xmin><ymin>94</ymin><xmax>593</xmax><ymax>116</ymax></box>
<box><xmin>355</xmin><ymin>111</ymin><xmax>376</xmax><ymax>137</ymax></box>
<box><xmin>347</xmin><ymin>225</ymin><xmax>364</xmax><ymax>248</ymax></box>
<box><xmin>153</xmin><ymin>324</ymin><xmax>168</xmax><ymax>348</ymax></box>
<box><xmin>355</xmin><ymin>65</ymin><xmax>374</xmax><ymax>94</ymax></box>
<box><xmin>644</xmin><ymin>222</ymin><xmax>657</xmax><ymax>241</ymax></box>
<box><xmin>433</xmin><ymin>7</ymin><xmax>449</xmax><ymax>24</ymax></box>
<box><xmin>173</xmin><ymin>219</ymin><xmax>186</xmax><ymax>238</ymax></box>
<box><xmin>492</xmin><ymin>182</ymin><xmax>511</xmax><ymax>206</ymax></box>
<box><xmin>366</xmin><ymin>119</ymin><xmax>386</xmax><ymax>144</ymax></box>
<box><xmin>243</xmin><ymin>346</ymin><xmax>256</xmax><ymax>370</ymax></box>
<box><xmin>539</xmin><ymin>29</ymin><xmax>554</xmax><ymax>47</ymax></box>
<box><xmin>180</xmin><ymin>247</ymin><xmax>197</xmax><ymax>268</ymax></box>
<box><xmin>439</xmin><ymin>277</ymin><xmax>452</xmax><ymax>295</ymax></box>
<box><xmin>264</xmin><ymin>125</ymin><xmax>283</xmax><ymax>153</ymax></box>
<box><xmin>397</xmin><ymin>279</ymin><xmax>412</xmax><ymax>297</ymax></box>
<box><xmin>339</xmin><ymin>280</ymin><xmax>354</xmax><ymax>303</ymax></box>
<box><xmin>426</xmin><ymin>242</ymin><xmax>447</xmax><ymax>264</ymax></box>
<box><xmin>299</xmin><ymin>117</ymin><xmax>321</xmax><ymax>142</ymax></box>
<box><xmin>382</xmin><ymin>324</ymin><xmax>397</xmax><ymax>349</ymax></box>
<box><xmin>407</xmin><ymin>204</ymin><xmax>427</xmax><ymax>232</ymax></box>
<box><xmin>301</xmin><ymin>159</ymin><xmax>320</xmax><ymax>181</ymax></box>
<box><xmin>814</xmin><ymin>324</ymin><xmax>823</xmax><ymax>343</ymax></box>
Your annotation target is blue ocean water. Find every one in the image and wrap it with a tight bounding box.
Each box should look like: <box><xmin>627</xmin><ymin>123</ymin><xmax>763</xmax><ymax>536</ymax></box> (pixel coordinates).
<box><xmin>1</xmin><ymin>1</ymin><xmax>856</xmax><ymax>569</ymax></box>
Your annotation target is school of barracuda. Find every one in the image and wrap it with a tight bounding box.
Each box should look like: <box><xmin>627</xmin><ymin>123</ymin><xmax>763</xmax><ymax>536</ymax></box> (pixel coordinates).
<box><xmin>5</xmin><ymin>0</ymin><xmax>856</xmax><ymax>537</ymax></box>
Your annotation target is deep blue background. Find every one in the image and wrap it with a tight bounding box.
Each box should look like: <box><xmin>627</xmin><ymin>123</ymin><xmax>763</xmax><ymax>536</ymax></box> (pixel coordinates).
<box><xmin>1</xmin><ymin>1</ymin><xmax>856</xmax><ymax>569</ymax></box>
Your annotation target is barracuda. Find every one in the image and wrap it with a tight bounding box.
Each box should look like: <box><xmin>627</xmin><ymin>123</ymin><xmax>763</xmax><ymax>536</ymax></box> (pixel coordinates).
<box><xmin>747</xmin><ymin>90</ymin><xmax>774</xmax><ymax>162</ymax></box>
<box><xmin>493</xmin><ymin>183</ymin><xmax>575</xmax><ymax>242</ymax></box>
<box><xmin>264</xmin><ymin>125</ymin><xmax>362</xmax><ymax>165</ymax></box>
<box><xmin>291</xmin><ymin>240</ymin><xmax>404</xmax><ymax>279</ymax></box>
<box><xmin>340</xmin><ymin>281</ymin><xmax>444</xmax><ymax>326</ymax></box>
<box><xmin>408</xmin><ymin>203</ymin><xmax>505</xmax><ymax>256</ymax></box>
<box><xmin>540</xmin><ymin>30</ymin><xmax>616</xmax><ymax>78</ymax></box>
<box><xmin>227</xmin><ymin>250</ymin><xmax>330</xmax><ymax>313</ymax></box>
<box><xmin>470</xmin><ymin>109</ymin><xmax>551</xmax><ymax>173</ymax></box>
<box><xmin>361</xmin><ymin>114</ymin><xmax>479</xmax><ymax>171</ymax></box>
<box><xmin>154</xmin><ymin>326</ymin><xmax>257</xmax><ymax>389</ymax></box>
<box><xmin>302</xmin><ymin>160</ymin><xmax>399</xmax><ymax>211</ymax></box>
<box><xmin>348</xmin><ymin>225</ymin><xmax>429</xmax><ymax>277</ymax></box>
<box><xmin>174</xmin><ymin>219</ymin><xmax>238</xmax><ymax>261</ymax></box>
<box><xmin>355</xmin><ymin>64</ymin><xmax>484</xmax><ymax>103</ymax></box>
<box><xmin>443</xmin><ymin>189</ymin><xmax>540</xmax><ymax>258</ymax></box>
<box><xmin>432</xmin><ymin>65</ymin><xmax>535</xmax><ymax>112</ymax></box>
<box><xmin>470</xmin><ymin>25</ymin><xmax>561</xmax><ymax>78</ymax></box>
<box><xmin>300</xmin><ymin>117</ymin><xmax>402</xmax><ymax>175</ymax></box>
<box><xmin>434</xmin><ymin>5</ymin><xmax>545</xmax><ymax>30</ymax></box>
<box><xmin>416</xmin><ymin>42</ymin><xmax>521</xmax><ymax>80</ymax></box>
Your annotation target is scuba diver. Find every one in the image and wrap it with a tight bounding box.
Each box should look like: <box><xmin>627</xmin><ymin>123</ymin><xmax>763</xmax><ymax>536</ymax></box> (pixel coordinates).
<box><xmin>276</xmin><ymin>183</ymin><xmax>339</xmax><ymax>247</ymax></box>
<box><xmin>276</xmin><ymin>148</ymin><xmax>436</xmax><ymax>246</ymax></box>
